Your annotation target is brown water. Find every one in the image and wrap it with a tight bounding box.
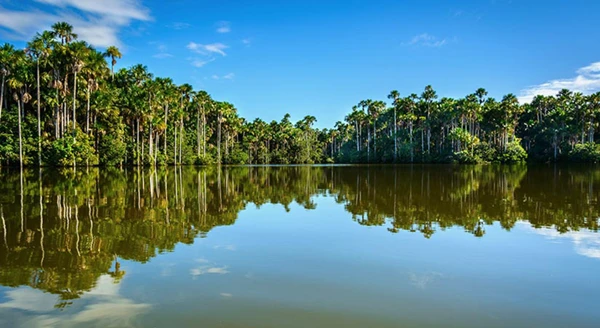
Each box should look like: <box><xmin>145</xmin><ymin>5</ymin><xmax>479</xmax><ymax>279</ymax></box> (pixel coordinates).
<box><xmin>0</xmin><ymin>165</ymin><xmax>599</xmax><ymax>327</ymax></box>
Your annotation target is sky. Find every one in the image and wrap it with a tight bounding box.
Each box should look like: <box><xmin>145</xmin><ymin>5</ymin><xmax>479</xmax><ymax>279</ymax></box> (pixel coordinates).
<box><xmin>1</xmin><ymin>0</ymin><xmax>600</xmax><ymax>128</ymax></box>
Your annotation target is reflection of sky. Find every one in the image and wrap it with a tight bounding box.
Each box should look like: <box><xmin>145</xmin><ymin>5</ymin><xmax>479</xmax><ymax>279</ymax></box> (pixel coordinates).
<box><xmin>519</xmin><ymin>222</ymin><xmax>600</xmax><ymax>259</ymax></box>
<box><xmin>0</xmin><ymin>275</ymin><xmax>150</xmax><ymax>328</ymax></box>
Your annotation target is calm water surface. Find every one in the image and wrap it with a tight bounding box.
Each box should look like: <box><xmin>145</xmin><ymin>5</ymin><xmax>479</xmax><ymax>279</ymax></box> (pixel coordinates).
<box><xmin>0</xmin><ymin>165</ymin><xmax>599</xmax><ymax>327</ymax></box>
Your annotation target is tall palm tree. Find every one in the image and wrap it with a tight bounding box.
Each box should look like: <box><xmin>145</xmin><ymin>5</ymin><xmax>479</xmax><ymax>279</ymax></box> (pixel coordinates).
<box><xmin>388</xmin><ymin>90</ymin><xmax>400</xmax><ymax>161</ymax></box>
<box><xmin>420</xmin><ymin>85</ymin><xmax>438</xmax><ymax>154</ymax></box>
<box><xmin>82</xmin><ymin>48</ymin><xmax>108</xmax><ymax>136</ymax></box>
<box><xmin>68</xmin><ymin>41</ymin><xmax>88</xmax><ymax>141</ymax></box>
<box><xmin>51</xmin><ymin>22</ymin><xmax>78</xmax><ymax>45</ymax></box>
<box><xmin>27</xmin><ymin>31</ymin><xmax>55</xmax><ymax>166</ymax></box>
<box><xmin>103</xmin><ymin>46</ymin><xmax>122</xmax><ymax>79</ymax></box>
<box><xmin>0</xmin><ymin>43</ymin><xmax>15</xmax><ymax>124</ymax></box>
<box><xmin>7</xmin><ymin>50</ymin><xmax>31</xmax><ymax>169</ymax></box>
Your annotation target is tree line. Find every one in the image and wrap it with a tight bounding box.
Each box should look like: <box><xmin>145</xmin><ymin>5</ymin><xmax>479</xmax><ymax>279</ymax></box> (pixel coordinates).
<box><xmin>1</xmin><ymin>22</ymin><xmax>599</xmax><ymax>167</ymax></box>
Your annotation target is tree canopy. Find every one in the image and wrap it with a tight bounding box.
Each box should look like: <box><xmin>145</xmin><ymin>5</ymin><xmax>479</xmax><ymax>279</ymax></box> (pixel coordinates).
<box><xmin>1</xmin><ymin>22</ymin><xmax>600</xmax><ymax>166</ymax></box>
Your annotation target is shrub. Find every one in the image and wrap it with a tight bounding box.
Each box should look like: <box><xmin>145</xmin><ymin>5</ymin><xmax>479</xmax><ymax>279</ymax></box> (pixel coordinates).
<box><xmin>498</xmin><ymin>141</ymin><xmax>528</xmax><ymax>164</ymax></box>
<box><xmin>569</xmin><ymin>143</ymin><xmax>600</xmax><ymax>163</ymax></box>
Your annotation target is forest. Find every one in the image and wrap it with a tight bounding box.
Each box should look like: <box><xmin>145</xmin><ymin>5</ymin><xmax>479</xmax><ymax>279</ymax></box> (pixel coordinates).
<box><xmin>1</xmin><ymin>22</ymin><xmax>600</xmax><ymax>167</ymax></box>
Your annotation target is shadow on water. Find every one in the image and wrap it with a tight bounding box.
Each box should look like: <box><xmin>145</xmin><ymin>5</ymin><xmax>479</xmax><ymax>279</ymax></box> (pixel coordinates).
<box><xmin>0</xmin><ymin>164</ymin><xmax>598</xmax><ymax>305</ymax></box>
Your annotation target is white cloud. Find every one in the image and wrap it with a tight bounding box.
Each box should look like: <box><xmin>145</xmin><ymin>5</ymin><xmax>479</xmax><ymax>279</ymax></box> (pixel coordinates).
<box><xmin>520</xmin><ymin>222</ymin><xmax>600</xmax><ymax>260</ymax></box>
<box><xmin>35</xmin><ymin>0</ymin><xmax>150</xmax><ymax>22</ymax></box>
<box><xmin>211</xmin><ymin>73</ymin><xmax>235</xmax><ymax>80</ymax></box>
<box><xmin>168</xmin><ymin>22</ymin><xmax>190</xmax><ymax>30</ymax></box>
<box><xmin>153</xmin><ymin>53</ymin><xmax>173</xmax><ymax>59</ymax></box>
<box><xmin>216</xmin><ymin>21</ymin><xmax>231</xmax><ymax>33</ymax></box>
<box><xmin>0</xmin><ymin>274</ymin><xmax>151</xmax><ymax>327</ymax></box>
<box><xmin>187</xmin><ymin>42</ymin><xmax>228</xmax><ymax>56</ymax></box>
<box><xmin>242</xmin><ymin>38</ymin><xmax>251</xmax><ymax>46</ymax></box>
<box><xmin>0</xmin><ymin>0</ymin><xmax>150</xmax><ymax>48</ymax></box>
<box><xmin>518</xmin><ymin>62</ymin><xmax>600</xmax><ymax>103</ymax></box>
<box><xmin>189</xmin><ymin>58</ymin><xmax>214</xmax><ymax>67</ymax></box>
<box><xmin>152</xmin><ymin>43</ymin><xmax>173</xmax><ymax>59</ymax></box>
<box><xmin>190</xmin><ymin>266</ymin><xmax>229</xmax><ymax>276</ymax></box>
<box><xmin>403</xmin><ymin>33</ymin><xmax>449</xmax><ymax>47</ymax></box>
<box><xmin>0</xmin><ymin>288</ymin><xmax>57</xmax><ymax>312</ymax></box>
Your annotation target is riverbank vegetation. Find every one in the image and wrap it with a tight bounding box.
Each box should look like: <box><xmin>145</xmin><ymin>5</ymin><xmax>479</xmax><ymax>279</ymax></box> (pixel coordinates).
<box><xmin>1</xmin><ymin>22</ymin><xmax>599</xmax><ymax>167</ymax></box>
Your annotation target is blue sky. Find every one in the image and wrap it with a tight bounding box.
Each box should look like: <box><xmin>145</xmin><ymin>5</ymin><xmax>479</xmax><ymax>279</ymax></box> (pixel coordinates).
<box><xmin>1</xmin><ymin>0</ymin><xmax>600</xmax><ymax>128</ymax></box>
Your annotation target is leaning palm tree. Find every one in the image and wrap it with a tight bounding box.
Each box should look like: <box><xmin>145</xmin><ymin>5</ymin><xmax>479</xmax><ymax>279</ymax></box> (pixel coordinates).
<box><xmin>103</xmin><ymin>46</ymin><xmax>122</xmax><ymax>79</ymax></box>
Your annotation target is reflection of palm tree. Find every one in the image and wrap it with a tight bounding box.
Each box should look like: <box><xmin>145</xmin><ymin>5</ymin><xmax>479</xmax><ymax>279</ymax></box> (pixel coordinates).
<box><xmin>108</xmin><ymin>255</ymin><xmax>126</xmax><ymax>283</ymax></box>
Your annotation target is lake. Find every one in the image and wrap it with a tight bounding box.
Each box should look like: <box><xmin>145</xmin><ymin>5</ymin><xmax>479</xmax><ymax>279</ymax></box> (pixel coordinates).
<box><xmin>0</xmin><ymin>165</ymin><xmax>599</xmax><ymax>328</ymax></box>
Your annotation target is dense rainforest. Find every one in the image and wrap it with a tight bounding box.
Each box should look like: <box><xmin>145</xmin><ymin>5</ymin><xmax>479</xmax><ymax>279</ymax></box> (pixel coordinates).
<box><xmin>1</xmin><ymin>22</ymin><xmax>599</xmax><ymax>167</ymax></box>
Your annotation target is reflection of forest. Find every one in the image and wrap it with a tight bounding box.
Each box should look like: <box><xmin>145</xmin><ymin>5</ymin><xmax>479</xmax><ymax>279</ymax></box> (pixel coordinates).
<box><xmin>0</xmin><ymin>165</ymin><xmax>598</xmax><ymax>304</ymax></box>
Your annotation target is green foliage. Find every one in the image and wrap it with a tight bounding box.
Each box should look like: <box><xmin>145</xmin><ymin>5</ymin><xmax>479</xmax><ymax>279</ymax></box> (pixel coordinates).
<box><xmin>0</xmin><ymin>22</ymin><xmax>599</xmax><ymax>167</ymax></box>
<box><xmin>195</xmin><ymin>154</ymin><xmax>215</xmax><ymax>165</ymax></box>
<box><xmin>224</xmin><ymin>148</ymin><xmax>249</xmax><ymax>164</ymax></box>
<box><xmin>98</xmin><ymin>133</ymin><xmax>127</xmax><ymax>166</ymax></box>
<box><xmin>569</xmin><ymin>143</ymin><xmax>600</xmax><ymax>163</ymax></box>
<box><xmin>498</xmin><ymin>141</ymin><xmax>528</xmax><ymax>163</ymax></box>
<box><xmin>44</xmin><ymin>129</ymin><xmax>98</xmax><ymax>166</ymax></box>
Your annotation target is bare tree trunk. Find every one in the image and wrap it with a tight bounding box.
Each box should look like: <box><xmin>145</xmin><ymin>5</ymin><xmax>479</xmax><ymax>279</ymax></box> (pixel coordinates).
<box><xmin>197</xmin><ymin>104</ymin><xmax>201</xmax><ymax>157</ymax></box>
<box><xmin>0</xmin><ymin>75</ymin><xmax>4</xmax><ymax>123</ymax></box>
<box><xmin>36</xmin><ymin>60</ymin><xmax>42</xmax><ymax>167</ymax></box>
<box><xmin>164</xmin><ymin>103</ymin><xmax>168</xmax><ymax>158</ymax></box>
<box><xmin>136</xmin><ymin>118</ymin><xmax>140</xmax><ymax>166</ymax></box>
<box><xmin>217</xmin><ymin>113</ymin><xmax>222</xmax><ymax>164</ymax></box>
<box><xmin>174</xmin><ymin>121</ymin><xmax>177</xmax><ymax>165</ymax></box>
<box><xmin>86</xmin><ymin>86</ymin><xmax>90</xmax><ymax>135</ymax></box>
<box><xmin>202</xmin><ymin>111</ymin><xmax>206</xmax><ymax>157</ymax></box>
<box><xmin>179</xmin><ymin>117</ymin><xmax>183</xmax><ymax>164</ymax></box>
<box><xmin>17</xmin><ymin>97</ymin><xmax>23</xmax><ymax>169</ymax></box>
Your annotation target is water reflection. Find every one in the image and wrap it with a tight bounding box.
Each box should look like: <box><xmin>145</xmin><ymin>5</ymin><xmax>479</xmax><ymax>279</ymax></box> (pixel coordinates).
<box><xmin>0</xmin><ymin>165</ymin><xmax>598</xmax><ymax>309</ymax></box>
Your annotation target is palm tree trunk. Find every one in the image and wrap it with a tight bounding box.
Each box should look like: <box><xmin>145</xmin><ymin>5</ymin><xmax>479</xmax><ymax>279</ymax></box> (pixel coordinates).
<box><xmin>179</xmin><ymin>117</ymin><xmax>183</xmax><ymax>164</ymax></box>
<box><xmin>72</xmin><ymin>71</ymin><xmax>77</xmax><ymax>138</ymax></box>
<box><xmin>149</xmin><ymin>123</ymin><xmax>154</xmax><ymax>166</ymax></box>
<box><xmin>202</xmin><ymin>112</ymin><xmax>206</xmax><ymax>157</ymax></box>
<box><xmin>197</xmin><ymin>105</ymin><xmax>201</xmax><ymax>157</ymax></box>
<box><xmin>393</xmin><ymin>108</ymin><xmax>397</xmax><ymax>161</ymax></box>
<box><xmin>136</xmin><ymin>118</ymin><xmax>140</xmax><ymax>166</ymax></box>
<box><xmin>355</xmin><ymin>121</ymin><xmax>359</xmax><ymax>152</ymax></box>
<box><xmin>17</xmin><ymin>96</ymin><xmax>23</xmax><ymax>169</ymax></box>
<box><xmin>373</xmin><ymin>120</ymin><xmax>377</xmax><ymax>158</ymax></box>
<box><xmin>86</xmin><ymin>86</ymin><xmax>90</xmax><ymax>135</ymax></box>
<box><xmin>36</xmin><ymin>59</ymin><xmax>42</xmax><ymax>167</ymax></box>
<box><xmin>164</xmin><ymin>103</ymin><xmax>168</xmax><ymax>158</ymax></box>
<box><xmin>0</xmin><ymin>75</ymin><xmax>4</xmax><ymax>123</ymax></box>
<box><xmin>174</xmin><ymin>121</ymin><xmax>177</xmax><ymax>165</ymax></box>
<box><xmin>217</xmin><ymin>114</ymin><xmax>222</xmax><ymax>164</ymax></box>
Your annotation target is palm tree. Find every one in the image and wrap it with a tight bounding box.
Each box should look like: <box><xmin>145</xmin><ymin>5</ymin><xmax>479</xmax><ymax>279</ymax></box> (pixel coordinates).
<box><xmin>68</xmin><ymin>41</ymin><xmax>88</xmax><ymax>140</ymax></box>
<box><xmin>0</xmin><ymin>43</ymin><xmax>15</xmax><ymax>124</ymax></box>
<box><xmin>178</xmin><ymin>83</ymin><xmax>193</xmax><ymax>164</ymax></box>
<box><xmin>27</xmin><ymin>31</ymin><xmax>55</xmax><ymax>166</ymax></box>
<box><xmin>7</xmin><ymin>50</ymin><xmax>31</xmax><ymax>169</ymax></box>
<box><xmin>51</xmin><ymin>22</ymin><xmax>78</xmax><ymax>45</ymax></box>
<box><xmin>420</xmin><ymin>85</ymin><xmax>438</xmax><ymax>154</ymax></box>
<box><xmin>194</xmin><ymin>91</ymin><xmax>210</xmax><ymax>158</ymax></box>
<box><xmin>367</xmin><ymin>100</ymin><xmax>385</xmax><ymax>160</ymax></box>
<box><xmin>388</xmin><ymin>90</ymin><xmax>400</xmax><ymax>161</ymax></box>
<box><xmin>82</xmin><ymin>48</ymin><xmax>108</xmax><ymax>136</ymax></box>
<box><xmin>103</xmin><ymin>46</ymin><xmax>122</xmax><ymax>79</ymax></box>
